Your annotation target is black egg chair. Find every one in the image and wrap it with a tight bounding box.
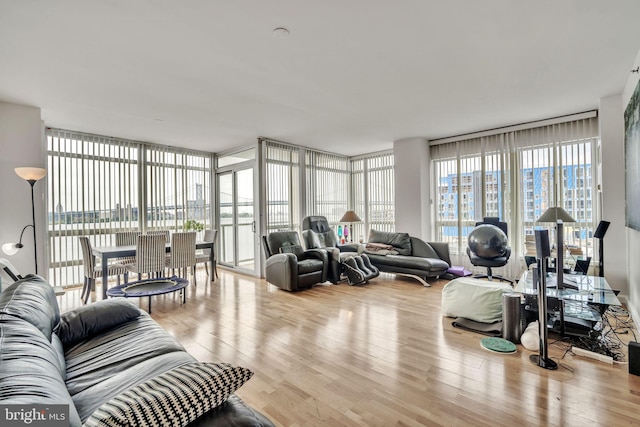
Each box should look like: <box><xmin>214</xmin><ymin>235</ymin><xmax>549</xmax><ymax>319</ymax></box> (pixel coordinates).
<box><xmin>466</xmin><ymin>218</ymin><xmax>513</xmax><ymax>283</ymax></box>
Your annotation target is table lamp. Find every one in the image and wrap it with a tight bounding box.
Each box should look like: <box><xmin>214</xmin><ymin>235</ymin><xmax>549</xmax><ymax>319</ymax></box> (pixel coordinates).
<box><xmin>339</xmin><ymin>210</ymin><xmax>362</xmax><ymax>243</ymax></box>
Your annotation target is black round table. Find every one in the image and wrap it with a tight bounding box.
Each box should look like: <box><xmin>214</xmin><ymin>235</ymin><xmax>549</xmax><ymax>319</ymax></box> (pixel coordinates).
<box><xmin>106</xmin><ymin>276</ymin><xmax>189</xmax><ymax>313</ymax></box>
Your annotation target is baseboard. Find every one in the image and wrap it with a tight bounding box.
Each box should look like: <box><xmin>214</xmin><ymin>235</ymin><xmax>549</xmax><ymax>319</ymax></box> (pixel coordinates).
<box><xmin>618</xmin><ymin>295</ymin><xmax>640</xmax><ymax>332</ymax></box>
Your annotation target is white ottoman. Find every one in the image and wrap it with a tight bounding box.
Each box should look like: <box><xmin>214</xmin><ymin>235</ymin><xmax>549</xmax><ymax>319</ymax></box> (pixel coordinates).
<box><xmin>441</xmin><ymin>277</ymin><xmax>513</xmax><ymax>323</ymax></box>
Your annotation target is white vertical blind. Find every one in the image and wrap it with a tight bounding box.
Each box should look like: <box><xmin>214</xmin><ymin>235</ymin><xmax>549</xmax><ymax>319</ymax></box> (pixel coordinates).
<box><xmin>46</xmin><ymin>128</ymin><xmax>211</xmax><ymax>287</ymax></box>
<box><xmin>264</xmin><ymin>142</ymin><xmax>300</xmax><ymax>232</ymax></box>
<box><xmin>305</xmin><ymin>151</ymin><xmax>349</xmax><ymax>224</ymax></box>
<box><xmin>431</xmin><ymin>116</ymin><xmax>598</xmax><ymax>279</ymax></box>
<box><xmin>350</xmin><ymin>151</ymin><xmax>394</xmax><ymax>240</ymax></box>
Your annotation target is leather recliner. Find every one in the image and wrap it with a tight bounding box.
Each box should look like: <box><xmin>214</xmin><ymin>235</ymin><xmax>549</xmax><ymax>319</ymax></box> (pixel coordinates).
<box><xmin>301</xmin><ymin>216</ymin><xmax>358</xmax><ymax>284</ymax></box>
<box><xmin>262</xmin><ymin>231</ymin><xmax>329</xmax><ymax>291</ymax></box>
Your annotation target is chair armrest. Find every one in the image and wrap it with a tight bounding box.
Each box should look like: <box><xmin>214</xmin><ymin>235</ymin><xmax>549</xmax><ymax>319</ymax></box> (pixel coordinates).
<box><xmin>303</xmin><ymin>249</ymin><xmax>329</xmax><ymax>283</ymax></box>
<box><xmin>265</xmin><ymin>253</ymin><xmax>298</xmax><ymax>290</ymax></box>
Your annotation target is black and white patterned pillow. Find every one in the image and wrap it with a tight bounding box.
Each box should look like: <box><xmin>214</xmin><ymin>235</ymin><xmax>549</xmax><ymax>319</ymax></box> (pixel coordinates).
<box><xmin>84</xmin><ymin>362</ymin><xmax>253</xmax><ymax>427</ymax></box>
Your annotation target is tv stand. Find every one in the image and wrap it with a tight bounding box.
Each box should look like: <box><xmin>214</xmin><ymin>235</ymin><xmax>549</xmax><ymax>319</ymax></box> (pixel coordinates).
<box><xmin>516</xmin><ymin>271</ymin><xmax>621</xmax><ymax>337</ymax></box>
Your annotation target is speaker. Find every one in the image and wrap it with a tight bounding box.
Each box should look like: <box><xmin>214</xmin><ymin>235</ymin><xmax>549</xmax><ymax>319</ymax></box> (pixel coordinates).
<box><xmin>534</xmin><ymin>229</ymin><xmax>550</xmax><ymax>259</ymax></box>
<box><xmin>594</xmin><ymin>220</ymin><xmax>610</xmax><ymax>239</ymax></box>
<box><xmin>630</xmin><ymin>341</ymin><xmax>640</xmax><ymax>376</ymax></box>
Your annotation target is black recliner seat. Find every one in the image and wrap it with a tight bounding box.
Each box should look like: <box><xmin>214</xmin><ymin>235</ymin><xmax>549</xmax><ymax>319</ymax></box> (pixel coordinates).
<box><xmin>301</xmin><ymin>216</ymin><xmax>358</xmax><ymax>284</ymax></box>
<box><xmin>262</xmin><ymin>231</ymin><xmax>329</xmax><ymax>291</ymax></box>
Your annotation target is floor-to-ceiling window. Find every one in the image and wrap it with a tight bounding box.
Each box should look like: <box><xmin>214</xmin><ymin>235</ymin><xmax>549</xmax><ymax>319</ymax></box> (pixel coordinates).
<box><xmin>350</xmin><ymin>151</ymin><xmax>395</xmax><ymax>241</ymax></box>
<box><xmin>431</xmin><ymin>114</ymin><xmax>599</xmax><ymax>278</ymax></box>
<box><xmin>46</xmin><ymin>128</ymin><xmax>212</xmax><ymax>287</ymax></box>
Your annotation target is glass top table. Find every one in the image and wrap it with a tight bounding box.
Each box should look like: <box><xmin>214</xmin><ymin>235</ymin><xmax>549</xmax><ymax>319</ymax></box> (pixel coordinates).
<box><xmin>516</xmin><ymin>270</ymin><xmax>622</xmax><ymax>307</ymax></box>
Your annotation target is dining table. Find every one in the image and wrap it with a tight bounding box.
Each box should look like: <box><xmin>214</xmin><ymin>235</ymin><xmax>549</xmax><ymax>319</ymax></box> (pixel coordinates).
<box><xmin>92</xmin><ymin>240</ymin><xmax>215</xmax><ymax>299</ymax></box>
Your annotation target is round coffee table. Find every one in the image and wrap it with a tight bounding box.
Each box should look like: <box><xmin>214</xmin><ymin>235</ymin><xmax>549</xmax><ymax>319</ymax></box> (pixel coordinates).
<box><xmin>106</xmin><ymin>276</ymin><xmax>189</xmax><ymax>313</ymax></box>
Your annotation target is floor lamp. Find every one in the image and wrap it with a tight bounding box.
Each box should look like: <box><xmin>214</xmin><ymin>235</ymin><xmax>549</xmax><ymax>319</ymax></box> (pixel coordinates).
<box><xmin>536</xmin><ymin>206</ymin><xmax>575</xmax><ymax>290</ymax></box>
<box><xmin>1</xmin><ymin>167</ymin><xmax>47</xmax><ymax>274</ymax></box>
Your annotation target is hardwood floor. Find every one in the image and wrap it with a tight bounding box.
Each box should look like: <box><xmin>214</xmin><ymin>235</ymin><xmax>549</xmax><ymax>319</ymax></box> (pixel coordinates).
<box><xmin>60</xmin><ymin>269</ymin><xmax>640</xmax><ymax>426</ymax></box>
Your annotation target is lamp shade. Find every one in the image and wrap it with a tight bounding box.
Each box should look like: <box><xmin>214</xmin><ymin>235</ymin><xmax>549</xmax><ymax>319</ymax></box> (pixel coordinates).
<box><xmin>15</xmin><ymin>167</ymin><xmax>46</xmax><ymax>181</ymax></box>
<box><xmin>339</xmin><ymin>210</ymin><xmax>362</xmax><ymax>223</ymax></box>
<box><xmin>536</xmin><ymin>207</ymin><xmax>575</xmax><ymax>223</ymax></box>
<box><xmin>2</xmin><ymin>242</ymin><xmax>21</xmax><ymax>256</ymax></box>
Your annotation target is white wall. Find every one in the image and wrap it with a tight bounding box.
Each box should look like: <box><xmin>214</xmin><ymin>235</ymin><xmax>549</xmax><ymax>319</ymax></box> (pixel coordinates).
<box><xmin>599</xmin><ymin>94</ymin><xmax>628</xmax><ymax>295</ymax></box>
<box><xmin>0</xmin><ymin>101</ymin><xmax>46</xmax><ymax>278</ymax></box>
<box><xmin>623</xmin><ymin>48</ymin><xmax>640</xmax><ymax>325</ymax></box>
<box><xmin>393</xmin><ymin>137</ymin><xmax>431</xmax><ymax>240</ymax></box>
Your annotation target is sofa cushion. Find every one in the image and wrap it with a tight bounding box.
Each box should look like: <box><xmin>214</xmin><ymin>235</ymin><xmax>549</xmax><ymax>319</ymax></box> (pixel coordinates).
<box><xmin>367</xmin><ymin>254</ymin><xmax>449</xmax><ymax>271</ymax></box>
<box><xmin>0</xmin><ymin>275</ymin><xmax>60</xmax><ymax>341</ymax></box>
<box><xmin>368</xmin><ymin>230</ymin><xmax>412</xmax><ymax>255</ymax></box>
<box><xmin>57</xmin><ymin>298</ymin><xmax>142</xmax><ymax>347</ymax></box>
<box><xmin>65</xmin><ymin>313</ymin><xmax>195</xmax><ymax>422</ymax></box>
<box><xmin>279</xmin><ymin>244</ymin><xmax>305</xmax><ymax>260</ymax></box>
<box><xmin>84</xmin><ymin>362</ymin><xmax>253</xmax><ymax>427</ymax></box>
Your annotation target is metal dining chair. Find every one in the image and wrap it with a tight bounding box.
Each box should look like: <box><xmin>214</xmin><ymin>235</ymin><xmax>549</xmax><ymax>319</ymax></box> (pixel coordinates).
<box><xmin>166</xmin><ymin>231</ymin><xmax>196</xmax><ymax>281</ymax></box>
<box><xmin>194</xmin><ymin>229</ymin><xmax>218</xmax><ymax>280</ymax></box>
<box><xmin>126</xmin><ymin>234</ymin><xmax>168</xmax><ymax>281</ymax></box>
<box><xmin>79</xmin><ymin>236</ymin><xmax>128</xmax><ymax>304</ymax></box>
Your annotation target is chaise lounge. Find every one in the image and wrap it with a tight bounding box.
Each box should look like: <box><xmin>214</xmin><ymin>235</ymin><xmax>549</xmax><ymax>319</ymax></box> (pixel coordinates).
<box><xmin>364</xmin><ymin>229</ymin><xmax>451</xmax><ymax>286</ymax></box>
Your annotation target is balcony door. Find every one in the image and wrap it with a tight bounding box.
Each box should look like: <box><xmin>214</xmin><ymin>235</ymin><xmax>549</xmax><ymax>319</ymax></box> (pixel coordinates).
<box><xmin>217</xmin><ymin>166</ymin><xmax>257</xmax><ymax>275</ymax></box>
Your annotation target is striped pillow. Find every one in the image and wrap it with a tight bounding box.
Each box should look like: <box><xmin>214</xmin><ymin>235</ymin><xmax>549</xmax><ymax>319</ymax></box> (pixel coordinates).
<box><xmin>84</xmin><ymin>362</ymin><xmax>253</xmax><ymax>427</ymax></box>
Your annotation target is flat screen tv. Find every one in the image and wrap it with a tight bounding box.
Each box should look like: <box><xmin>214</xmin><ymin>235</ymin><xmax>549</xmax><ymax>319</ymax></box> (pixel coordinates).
<box><xmin>624</xmin><ymin>78</ymin><xmax>640</xmax><ymax>232</ymax></box>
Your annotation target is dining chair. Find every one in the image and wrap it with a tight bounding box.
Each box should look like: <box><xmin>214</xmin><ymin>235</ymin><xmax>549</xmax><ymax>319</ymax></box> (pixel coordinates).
<box><xmin>79</xmin><ymin>236</ymin><xmax>128</xmax><ymax>304</ymax></box>
<box><xmin>115</xmin><ymin>230</ymin><xmax>140</xmax><ymax>265</ymax></box>
<box><xmin>166</xmin><ymin>231</ymin><xmax>196</xmax><ymax>281</ymax></box>
<box><xmin>126</xmin><ymin>234</ymin><xmax>168</xmax><ymax>281</ymax></box>
<box><xmin>148</xmin><ymin>230</ymin><xmax>171</xmax><ymax>240</ymax></box>
<box><xmin>195</xmin><ymin>229</ymin><xmax>218</xmax><ymax>280</ymax></box>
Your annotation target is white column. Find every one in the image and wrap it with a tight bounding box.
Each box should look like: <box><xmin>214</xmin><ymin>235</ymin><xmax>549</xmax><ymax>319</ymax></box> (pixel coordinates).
<box><xmin>599</xmin><ymin>94</ymin><xmax>628</xmax><ymax>295</ymax></box>
<box><xmin>393</xmin><ymin>137</ymin><xmax>431</xmax><ymax>240</ymax></box>
<box><xmin>0</xmin><ymin>101</ymin><xmax>46</xmax><ymax>277</ymax></box>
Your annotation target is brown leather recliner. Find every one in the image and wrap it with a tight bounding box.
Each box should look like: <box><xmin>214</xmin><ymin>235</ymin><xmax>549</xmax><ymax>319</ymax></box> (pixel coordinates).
<box><xmin>262</xmin><ymin>231</ymin><xmax>329</xmax><ymax>291</ymax></box>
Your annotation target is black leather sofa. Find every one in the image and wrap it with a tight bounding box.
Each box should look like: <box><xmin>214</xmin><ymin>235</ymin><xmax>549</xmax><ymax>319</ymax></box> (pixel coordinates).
<box><xmin>364</xmin><ymin>229</ymin><xmax>451</xmax><ymax>286</ymax></box>
<box><xmin>0</xmin><ymin>275</ymin><xmax>274</xmax><ymax>427</ymax></box>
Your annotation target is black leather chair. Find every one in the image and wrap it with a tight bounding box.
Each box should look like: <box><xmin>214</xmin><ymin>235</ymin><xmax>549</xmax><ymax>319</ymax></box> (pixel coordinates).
<box><xmin>301</xmin><ymin>216</ymin><xmax>358</xmax><ymax>284</ymax></box>
<box><xmin>466</xmin><ymin>217</ymin><xmax>512</xmax><ymax>283</ymax></box>
<box><xmin>262</xmin><ymin>231</ymin><xmax>329</xmax><ymax>291</ymax></box>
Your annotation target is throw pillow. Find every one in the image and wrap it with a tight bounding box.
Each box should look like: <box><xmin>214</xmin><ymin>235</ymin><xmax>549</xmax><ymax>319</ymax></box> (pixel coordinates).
<box><xmin>56</xmin><ymin>299</ymin><xmax>142</xmax><ymax>347</ymax></box>
<box><xmin>84</xmin><ymin>362</ymin><xmax>253</xmax><ymax>427</ymax></box>
<box><xmin>279</xmin><ymin>244</ymin><xmax>305</xmax><ymax>260</ymax></box>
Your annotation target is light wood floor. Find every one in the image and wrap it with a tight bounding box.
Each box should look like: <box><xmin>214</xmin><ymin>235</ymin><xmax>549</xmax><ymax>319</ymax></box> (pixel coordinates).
<box><xmin>60</xmin><ymin>269</ymin><xmax>640</xmax><ymax>427</ymax></box>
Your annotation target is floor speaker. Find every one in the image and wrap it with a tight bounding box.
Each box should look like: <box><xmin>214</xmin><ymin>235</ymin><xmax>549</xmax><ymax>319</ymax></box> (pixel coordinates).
<box><xmin>629</xmin><ymin>341</ymin><xmax>640</xmax><ymax>376</ymax></box>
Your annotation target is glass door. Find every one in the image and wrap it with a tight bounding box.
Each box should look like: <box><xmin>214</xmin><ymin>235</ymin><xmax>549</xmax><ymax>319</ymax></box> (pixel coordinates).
<box><xmin>217</xmin><ymin>166</ymin><xmax>256</xmax><ymax>274</ymax></box>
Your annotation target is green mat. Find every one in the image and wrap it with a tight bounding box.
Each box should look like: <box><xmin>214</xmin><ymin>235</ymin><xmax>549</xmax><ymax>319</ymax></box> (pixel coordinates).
<box><xmin>480</xmin><ymin>337</ymin><xmax>517</xmax><ymax>354</ymax></box>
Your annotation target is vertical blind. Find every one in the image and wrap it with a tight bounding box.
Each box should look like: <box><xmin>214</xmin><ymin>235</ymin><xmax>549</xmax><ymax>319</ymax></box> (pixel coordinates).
<box><xmin>350</xmin><ymin>151</ymin><xmax>395</xmax><ymax>240</ymax></box>
<box><xmin>264</xmin><ymin>142</ymin><xmax>301</xmax><ymax>232</ymax></box>
<box><xmin>46</xmin><ymin>128</ymin><xmax>212</xmax><ymax>287</ymax></box>
<box><xmin>431</xmin><ymin>116</ymin><xmax>599</xmax><ymax>278</ymax></box>
<box><xmin>305</xmin><ymin>151</ymin><xmax>349</xmax><ymax>224</ymax></box>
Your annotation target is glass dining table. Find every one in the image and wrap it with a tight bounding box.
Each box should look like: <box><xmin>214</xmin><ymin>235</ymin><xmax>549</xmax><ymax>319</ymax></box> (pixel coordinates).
<box><xmin>92</xmin><ymin>241</ymin><xmax>215</xmax><ymax>299</ymax></box>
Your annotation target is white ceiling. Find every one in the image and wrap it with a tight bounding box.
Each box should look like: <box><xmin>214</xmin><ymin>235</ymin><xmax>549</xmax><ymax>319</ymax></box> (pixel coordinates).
<box><xmin>1</xmin><ymin>1</ymin><xmax>639</xmax><ymax>156</ymax></box>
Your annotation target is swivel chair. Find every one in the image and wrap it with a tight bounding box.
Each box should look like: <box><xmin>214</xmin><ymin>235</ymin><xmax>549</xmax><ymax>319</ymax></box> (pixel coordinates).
<box><xmin>301</xmin><ymin>216</ymin><xmax>358</xmax><ymax>284</ymax></box>
<box><xmin>262</xmin><ymin>231</ymin><xmax>329</xmax><ymax>291</ymax></box>
<box><xmin>466</xmin><ymin>217</ymin><xmax>513</xmax><ymax>283</ymax></box>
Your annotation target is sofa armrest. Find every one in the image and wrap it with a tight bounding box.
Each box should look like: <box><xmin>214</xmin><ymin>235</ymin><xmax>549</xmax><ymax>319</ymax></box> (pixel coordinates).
<box><xmin>338</xmin><ymin>243</ymin><xmax>360</xmax><ymax>253</ymax></box>
<box><xmin>428</xmin><ymin>241</ymin><xmax>452</xmax><ymax>266</ymax></box>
